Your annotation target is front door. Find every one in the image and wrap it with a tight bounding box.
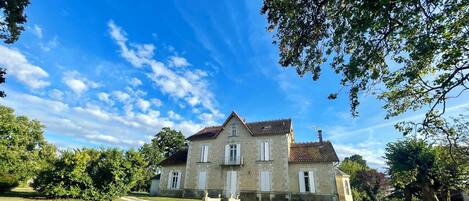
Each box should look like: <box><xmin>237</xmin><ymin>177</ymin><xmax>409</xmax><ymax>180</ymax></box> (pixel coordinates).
<box><xmin>225</xmin><ymin>171</ymin><xmax>237</xmax><ymax>198</ymax></box>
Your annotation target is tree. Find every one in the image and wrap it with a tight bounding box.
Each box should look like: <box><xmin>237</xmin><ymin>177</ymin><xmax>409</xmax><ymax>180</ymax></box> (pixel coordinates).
<box><xmin>385</xmin><ymin>138</ymin><xmax>468</xmax><ymax>201</ymax></box>
<box><xmin>355</xmin><ymin>169</ymin><xmax>387</xmax><ymax>201</ymax></box>
<box><xmin>33</xmin><ymin>148</ymin><xmax>147</xmax><ymax>201</ymax></box>
<box><xmin>0</xmin><ymin>0</ymin><xmax>30</xmax><ymax>44</ymax></box>
<box><xmin>0</xmin><ymin>105</ymin><xmax>57</xmax><ymax>184</ymax></box>
<box><xmin>1</xmin><ymin>0</ymin><xmax>31</xmax><ymax>98</ymax></box>
<box><xmin>261</xmin><ymin>0</ymin><xmax>469</xmax><ymax>139</ymax></box>
<box><xmin>137</xmin><ymin>127</ymin><xmax>185</xmax><ymax>191</ymax></box>
<box><xmin>339</xmin><ymin>154</ymin><xmax>388</xmax><ymax>201</ymax></box>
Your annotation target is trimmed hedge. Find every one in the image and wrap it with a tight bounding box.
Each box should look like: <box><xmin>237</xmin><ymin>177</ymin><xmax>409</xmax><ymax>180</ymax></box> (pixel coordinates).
<box><xmin>0</xmin><ymin>172</ymin><xmax>19</xmax><ymax>192</ymax></box>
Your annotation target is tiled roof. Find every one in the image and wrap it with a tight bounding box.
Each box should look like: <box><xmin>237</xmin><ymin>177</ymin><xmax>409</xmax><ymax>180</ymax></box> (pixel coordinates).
<box><xmin>289</xmin><ymin>141</ymin><xmax>339</xmax><ymax>163</ymax></box>
<box><xmin>159</xmin><ymin>149</ymin><xmax>188</xmax><ymax>166</ymax></box>
<box><xmin>186</xmin><ymin>119</ymin><xmax>292</xmax><ymax>141</ymax></box>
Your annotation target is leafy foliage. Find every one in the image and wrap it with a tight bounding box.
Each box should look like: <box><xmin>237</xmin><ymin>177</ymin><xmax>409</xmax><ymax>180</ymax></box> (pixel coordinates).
<box><xmin>261</xmin><ymin>0</ymin><xmax>469</xmax><ymax>133</ymax></box>
<box><xmin>385</xmin><ymin>138</ymin><xmax>468</xmax><ymax>201</ymax></box>
<box><xmin>32</xmin><ymin>148</ymin><xmax>147</xmax><ymax>201</ymax></box>
<box><xmin>137</xmin><ymin>127</ymin><xmax>186</xmax><ymax>191</ymax></box>
<box><xmin>339</xmin><ymin>154</ymin><xmax>388</xmax><ymax>201</ymax></box>
<box><xmin>0</xmin><ymin>105</ymin><xmax>57</xmax><ymax>183</ymax></box>
<box><xmin>0</xmin><ymin>172</ymin><xmax>19</xmax><ymax>192</ymax></box>
<box><xmin>0</xmin><ymin>0</ymin><xmax>30</xmax><ymax>44</ymax></box>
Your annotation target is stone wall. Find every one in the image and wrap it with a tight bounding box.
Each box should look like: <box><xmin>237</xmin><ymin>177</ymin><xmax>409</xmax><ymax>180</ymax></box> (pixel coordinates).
<box><xmin>159</xmin><ymin>164</ymin><xmax>186</xmax><ymax>192</ymax></box>
<box><xmin>288</xmin><ymin>163</ymin><xmax>337</xmax><ymax>194</ymax></box>
<box><xmin>184</xmin><ymin>117</ymin><xmax>291</xmax><ymax>195</ymax></box>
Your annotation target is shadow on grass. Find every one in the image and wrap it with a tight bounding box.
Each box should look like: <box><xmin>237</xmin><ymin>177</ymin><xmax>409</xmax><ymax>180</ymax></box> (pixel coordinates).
<box><xmin>0</xmin><ymin>190</ymin><xmax>43</xmax><ymax>198</ymax></box>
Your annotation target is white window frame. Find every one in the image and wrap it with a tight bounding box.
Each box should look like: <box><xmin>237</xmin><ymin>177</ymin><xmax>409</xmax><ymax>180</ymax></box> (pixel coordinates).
<box><xmin>260</xmin><ymin>141</ymin><xmax>270</xmax><ymax>161</ymax></box>
<box><xmin>298</xmin><ymin>171</ymin><xmax>315</xmax><ymax>193</ymax></box>
<box><xmin>229</xmin><ymin>144</ymin><xmax>237</xmax><ymax>162</ymax></box>
<box><xmin>259</xmin><ymin>171</ymin><xmax>271</xmax><ymax>192</ymax></box>
<box><xmin>225</xmin><ymin>144</ymin><xmax>241</xmax><ymax>165</ymax></box>
<box><xmin>198</xmin><ymin>171</ymin><xmax>207</xmax><ymax>190</ymax></box>
<box><xmin>230</xmin><ymin>123</ymin><xmax>237</xmax><ymax>136</ymax></box>
<box><xmin>168</xmin><ymin>171</ymin><xmax>181</xmax><ymax>190</ymax></box>
<box><xmin>200</xmin><ymin>145</ymin><xmax>209</xmax><ymax>162</ymax></box>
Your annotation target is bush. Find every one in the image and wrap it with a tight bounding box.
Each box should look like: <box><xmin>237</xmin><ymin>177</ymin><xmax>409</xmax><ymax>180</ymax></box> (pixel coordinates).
<box><xmin>0</xmin><ymin>172</ymin><xmax>19</xmax><ymax>192</ymax></box>
<box><xmin>32</xmin><ymin>148</ymin><xmax>147</xmax><ymax>200</ymax></box>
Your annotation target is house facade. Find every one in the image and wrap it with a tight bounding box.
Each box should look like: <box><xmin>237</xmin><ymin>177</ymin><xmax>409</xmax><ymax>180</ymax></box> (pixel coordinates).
<box><xmin>158</xmin><ymin>112</ymin><xmax>346</xmax><ymax>201</ymax></box>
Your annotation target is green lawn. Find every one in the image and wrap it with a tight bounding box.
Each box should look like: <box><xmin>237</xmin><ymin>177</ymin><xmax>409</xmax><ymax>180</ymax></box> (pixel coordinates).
<box><xmin>0</xmin><ymin>188</ymin><xmax>199</xmax><ymax>201</ymax></box>
<box><xmin>0</xmin><ymin>188</ymin><xmax>126</xmax><ymax>201</ymax></box>
<box><xmin>129</xmin><ymin>192</ymin><xmax>199</xmax><ymax>201</ymax></box>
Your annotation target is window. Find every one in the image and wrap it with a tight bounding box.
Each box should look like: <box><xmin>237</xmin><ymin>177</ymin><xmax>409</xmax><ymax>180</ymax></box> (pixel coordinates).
<box><xmin>229</xmin><ymin>144</ymin><xmax>237</xmax><ymax>162</ymax></box>
<box><xmin>298</xmin><ymin>171</ymin><xmax>315</xmax><ymax>193</ymax></box>
<box><xmin>198</xmin><ymin>171</ymin><xmax>207</xmax><ymax>190</ymax></box>
<box><xmin>168</xmin><ymin>171</ymin><xmax>180</xmax><ymax>189</ymax></box>
<box><xmin>230</xmin><ymin>123</ymin><xmax>237</xmax><ymax>136</ymax></box>
<box><xmin>260</xmin><ymin>171</ymin><xmax>271</xmax><ymax>192</ymax></box>
<box><xmin>344</xmin><ymin>179</ymin><xmax>350</xmax><ymax>195</ymax></box>
<box><xmin>260</xmin><ymin>141</ymin><xmax>270</xmax><ymax>161</ymax></box>
<box><xmin>304</xmin><ymin>172</ymin><xmax>310</xmax><ymax>192</ymax></box>
<box><xmin>224</xmin><ymin>144</ymin><xmax>241</xmax><ymax>164</ymax></box>
<box><xmin>200</xmin><ymin>145</ymin><xmax>208</xmax><ymax>162</ymax></box>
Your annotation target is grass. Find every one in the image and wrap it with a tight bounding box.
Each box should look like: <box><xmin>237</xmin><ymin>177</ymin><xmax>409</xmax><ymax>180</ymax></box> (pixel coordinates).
<box><xmin>129</xmin><ymin>192</ymin><xmax>200</xmax><ymax>201</ymax></box>
<box><xmin>0</xmin><ymin>188</ymin><xmax>127</xmax><ymax>201</ymax></box>
<box><xmin>0</xmin><ymin>188</ymin><xmax>199</xmax><ymax>201</ymax></box>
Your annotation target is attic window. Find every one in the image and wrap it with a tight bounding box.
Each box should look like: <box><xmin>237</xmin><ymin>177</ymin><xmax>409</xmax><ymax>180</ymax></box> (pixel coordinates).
<box><xmin>262</xmin><ymin>125</ymin><xmax>272</xmax><ymax>130</ymax></box>
<box><xmin>230</xmin><ymin>122</ymin><xmax>238</xmax><ymax>136</ymax></box>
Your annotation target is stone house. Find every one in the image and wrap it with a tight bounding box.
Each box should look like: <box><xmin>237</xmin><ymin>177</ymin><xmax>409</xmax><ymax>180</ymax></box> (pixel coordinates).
<box><xmin>157</xmin><ymin>112</ymin><xmax>349</xmax><ymax>201</ymax></box>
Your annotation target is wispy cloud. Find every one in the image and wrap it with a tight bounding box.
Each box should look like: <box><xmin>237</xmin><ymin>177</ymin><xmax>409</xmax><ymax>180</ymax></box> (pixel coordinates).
<box><xmin>108</xmin><ymin>20</ymin><xmax>222</xmax><ymax>120</ymax></box>
<box><xmin>0</xmin><ymin>45</ymin><xmax>50</xmax><ymax>88</ymax></box>
<box><xmin>169</xmin><ymin>56</ymin><xmax>190</xmax><ymax>67</ymax></box>
<box><xmin>33</xmin><ymin>24</ymin><xmax>43</xmax><ymax>39</ymax></box>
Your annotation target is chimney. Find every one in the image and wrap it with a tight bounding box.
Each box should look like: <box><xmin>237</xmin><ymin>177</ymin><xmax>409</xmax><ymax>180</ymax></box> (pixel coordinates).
<box><xmin>318</xmin><ymin>129</ymin><xmax>323</xmax><ymax>143</ymax></box>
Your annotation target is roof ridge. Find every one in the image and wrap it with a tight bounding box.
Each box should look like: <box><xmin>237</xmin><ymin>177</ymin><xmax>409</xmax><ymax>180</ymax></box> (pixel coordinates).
<box><xmin>246</xmin><ymin>118</ymin><xmax>291</xmax><ymax>124</ymax></box>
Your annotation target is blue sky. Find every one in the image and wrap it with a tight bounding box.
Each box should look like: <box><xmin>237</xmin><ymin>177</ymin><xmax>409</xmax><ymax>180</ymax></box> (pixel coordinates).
<box><xmin>1</xmin><ymin>0</ymin><xmax>468</xmax><ymax>169</ymax></box>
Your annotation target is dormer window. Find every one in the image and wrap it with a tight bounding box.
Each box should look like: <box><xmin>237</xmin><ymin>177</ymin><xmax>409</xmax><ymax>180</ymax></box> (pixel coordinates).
<box><xmin>230</xmin><ymin>122</ymin><xmax>237</xmax><ymax>136</ymax></box>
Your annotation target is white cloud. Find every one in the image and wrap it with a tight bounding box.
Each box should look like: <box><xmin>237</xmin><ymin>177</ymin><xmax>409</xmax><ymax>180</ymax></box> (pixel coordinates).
<box><xmin>169</xmin><ymin>56</ymin><xmax>190</xmax><ymax>67</ymax></box>
<box><xmin>97</xmin><ymin>92</ymin><xmax>113</xmax><ymax>105</ymax></box>
<box><xmin>151</xmin><ymin>98</ymin><xmax>163</xmax><ymax>107</ymax></box>
<box><xmin>130</xmin><ymin>77</ymin><xmax>142</xmax><ymax>87</ymax></box>
<box><xmin>33</xmin><ymin>24</ymin><xmax>43</xmax><ymax>39</ymax></box>
<box><xmin>48</xmin><ymin>89</ymin><xmax>64</xmax><ymax>100</ymax></box>
<box><xmin>3</xmin><ymin>89</ymin><xmax>207</xmax><ymax>148</ymax></box>
<box><xmin>136</xmin><ymin>98</ymin><xmax>151</xmax><ymax>112</ymax></box>
<box><xmin>112</xmin><ymin>90</ymin><xmax>130</xmax><ymax>102</ymax></box>
<box><xmin>108</xmin><ymin>21</ymin><xmax>222</xmax><ymax>120</ymax></box>
<box><xmin>0</xmin><ymin>45</ymin><xmax>50</xmax><ymax>88</ymax></box>
<box><xmin>168</xmin><ymin>110</ymin><xmax>182</xmax><ymax>121</ymax></box>
<box><xmin>62</xmin><ymin>71</ymin><xmax>100</xmax><ymax>95</ymax></box>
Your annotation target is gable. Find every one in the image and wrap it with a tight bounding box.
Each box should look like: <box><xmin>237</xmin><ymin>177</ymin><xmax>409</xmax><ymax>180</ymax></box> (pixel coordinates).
<box><xmin>186</xmin><ymin>111</ymin><xmax>292</xmax><ymax>141</ymax></box>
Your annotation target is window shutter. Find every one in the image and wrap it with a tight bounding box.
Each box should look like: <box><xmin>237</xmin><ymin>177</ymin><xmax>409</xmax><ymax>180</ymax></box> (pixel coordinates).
<box><xmin>257</xmin><ymin>141</ymin><xmax>262</xmax><ymax>160</ymax></box>
<box><xmin>230</xmin><ymin>171</ymin><xmax>237</xmax><ymax>195</ymax></box>
<box><xmin>176</xmin><ymin>172</ymin><xmax>182</xmax><ymax>189</ymax></box>
<box><xmin>225</xmin><ymin>171</ymin><xmax>231</xmax><ymax>193</ymax></box>
<box><xmin>236</xmin><ymin>144</ymin><xmax>241</xmax><ymax>164</ymax></box>
<box><xmin>260</xmin><ymin>142</ymin><xmax>265</xmax><ymax>161</ymax></box>
<box><xmin>308</xmin><ymin>171</ymin><xmax>315</xmax><ymax>193</ymax></box>
<box><xmin>260</xmin><ymin>171</ymin><xmax>271</xmax><ymax>192</ymax></box>
<box><xmin>264</xmin><ymin>142</ymin><xmax>270</xmax><ymax>161</ymax></box>
<box><xmin>203</xmin><ymin>146</ymin><xmax>209</xmax><ymax>162</ymax></box>
<box><xmin>200</xmin><ymin>145</ymin><xmax>204</xmax><ymax>162</ymax></box>
<box><xmin>224</xmin><ymin>144</ymin><xmax>230</xmax><ymax>164</ymax></box>
<box><xmin>167</xmin><ymin>171</ymin><xmax>172</xmax><ymax>189</ymax></box>
<box><xmin>298</xmin><ymin>171</ymin><xmax>305</xmax><ymax>193</ymax></box>
<box><xmin>198</xmin><ymin>171</ymin><xmax>207</xmax><ymax>190</ymax></box>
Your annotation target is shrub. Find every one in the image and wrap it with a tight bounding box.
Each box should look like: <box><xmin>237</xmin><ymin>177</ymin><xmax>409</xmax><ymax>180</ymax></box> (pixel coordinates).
<box><xmin>32</xmin><ymin>148</ymin><xmax>147</xmax><ymax>200</ymax></box>
<box><xmin>0</xmin><ymin>172</ymin><xmax>19</xmax><ymax>192</ymax></box>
